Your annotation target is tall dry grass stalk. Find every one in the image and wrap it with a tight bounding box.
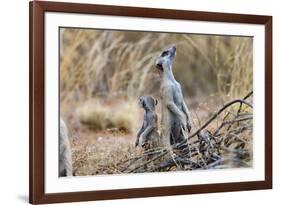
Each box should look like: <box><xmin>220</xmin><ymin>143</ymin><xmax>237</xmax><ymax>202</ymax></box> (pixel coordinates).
<box><xmin>60</xmin><ymin>28</ymin><xmax>253</xmax><ymax>104</ymax></box>
<box><xmin>183</xmin><ymin>35</ymin><xmax>253</xmax><ymax>100</ymax></box>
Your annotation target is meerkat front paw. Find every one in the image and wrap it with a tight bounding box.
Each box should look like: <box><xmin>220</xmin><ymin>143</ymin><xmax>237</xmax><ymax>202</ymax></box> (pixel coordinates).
<box><xmin>141</xmin><ymin>142</ymin><xmax>147</xmax><ymax>148</ymax></box>
<box><xmin>180</xmin><ymin>116</ymin><xmax>187</xmax><ymax>129</ymax></box>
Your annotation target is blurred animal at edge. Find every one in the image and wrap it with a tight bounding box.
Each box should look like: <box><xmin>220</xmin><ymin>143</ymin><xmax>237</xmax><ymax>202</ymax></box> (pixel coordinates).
<box><xmin>59</xmin><ymin>118</ymin><xmax>73</xmax><ymax>177</ymax></box>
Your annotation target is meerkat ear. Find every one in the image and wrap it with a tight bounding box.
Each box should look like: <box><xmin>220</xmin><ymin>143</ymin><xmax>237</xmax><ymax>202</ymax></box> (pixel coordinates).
<box><xmin>154</xmin><ymin>99</ymin><xmax>158</xmax><ymax>106</ymax></box>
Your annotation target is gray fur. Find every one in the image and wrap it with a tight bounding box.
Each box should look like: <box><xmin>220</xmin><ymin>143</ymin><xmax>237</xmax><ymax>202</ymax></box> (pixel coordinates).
<box><xmin>155</xmin><ymin>46</ymin><xmax>192</xmax><ymax>146</ymax></box>
<box><xmin>59</xmin><ymin>118</ymin><xmax>73</xmax><ymax>177</ymax></box>
<box><xmin>135</xmin><ymin>96</ymin><xmax>160</xmax><ymax>150</ymax></box>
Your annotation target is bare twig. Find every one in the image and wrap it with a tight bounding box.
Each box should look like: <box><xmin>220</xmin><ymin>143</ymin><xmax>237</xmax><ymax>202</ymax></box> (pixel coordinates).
<box><xmin>188</xmin><ymin>99</ymin><xmax>252</xmax><ymax>140</ymax></box>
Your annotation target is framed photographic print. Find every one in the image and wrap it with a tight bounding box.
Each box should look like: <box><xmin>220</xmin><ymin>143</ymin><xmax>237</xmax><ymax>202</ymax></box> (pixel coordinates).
<box><xmin>29</xmin><ymin>1</ymin><xmax>272</xmax><ymax>204</ymax></box>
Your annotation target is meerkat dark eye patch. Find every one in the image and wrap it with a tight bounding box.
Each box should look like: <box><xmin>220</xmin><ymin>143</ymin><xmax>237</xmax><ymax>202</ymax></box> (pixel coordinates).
<box><xmin>156</xmin><ymin>63</ymin><xmax>163</xmax><ymax>71</ymax></box>
<box><xmin>161</xmin><ymin>51</ymin><xmax>169</xmax><ymax>57</ymax></box>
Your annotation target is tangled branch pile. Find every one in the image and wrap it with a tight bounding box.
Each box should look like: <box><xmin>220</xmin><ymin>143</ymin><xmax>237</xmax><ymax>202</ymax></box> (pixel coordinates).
<box><xmin>116</xmin><ymin>91</ymin><xmax>253</xmax><ymax>173</ymax></box>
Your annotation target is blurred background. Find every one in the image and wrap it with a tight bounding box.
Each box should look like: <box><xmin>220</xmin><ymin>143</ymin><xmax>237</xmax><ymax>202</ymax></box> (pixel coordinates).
<box><xmin>59</xmin><ymin>28</ymin><xmax>253</xmax><ymax>175</ymax></box>
<box><xmin>60</xmin><ymin>28</ymin><xmax>253</xmax><ymax>101</ymax></box>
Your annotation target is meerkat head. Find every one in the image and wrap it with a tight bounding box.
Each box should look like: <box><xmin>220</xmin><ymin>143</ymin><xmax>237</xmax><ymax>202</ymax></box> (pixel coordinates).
<box><xmin>139</xmin><ymin>96</ymin><xmax>158</xmax><ymax>111</ymax></box>
<box><xmin>155</xmin><ymin>46</ymin><xmax>176</xmax><ymax>72</ymax></box>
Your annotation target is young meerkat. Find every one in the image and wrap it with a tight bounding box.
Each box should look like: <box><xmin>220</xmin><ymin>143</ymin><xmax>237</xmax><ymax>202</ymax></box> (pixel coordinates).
<box><xmin>155</xmin><ymin>46</ymin><xmax>192</xmax><ymax>147</ymax></box>
<box><xmin>135</xmin><ymin>96</ymin><xmax>160</xmax><ymax>150</ymax></box>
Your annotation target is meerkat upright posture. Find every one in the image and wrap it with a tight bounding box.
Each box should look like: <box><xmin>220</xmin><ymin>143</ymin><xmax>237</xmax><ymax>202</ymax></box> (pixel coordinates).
<box><xmin>155</xmin><ymin>46</ymin><xmax>192</xmax><ymax>147</ymax></box>
<box><xmin>135</xmin><ymin>96</ymin><xmax>160</xmax><ymax>150</ymax></box>
<box><xmin>59</xmin><ymin>118</ymin><xmax>73</xmax><ymax>177</ymax></box>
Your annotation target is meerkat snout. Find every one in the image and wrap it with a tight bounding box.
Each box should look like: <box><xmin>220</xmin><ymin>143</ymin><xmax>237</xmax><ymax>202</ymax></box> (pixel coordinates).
<box><xmin>170</xmin><ymin>46</ymin><xmax>176</xmax><ymax>53</ymax></box>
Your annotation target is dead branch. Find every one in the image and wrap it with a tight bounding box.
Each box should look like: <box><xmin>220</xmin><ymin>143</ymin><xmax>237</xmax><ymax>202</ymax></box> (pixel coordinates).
<box><xmin>188</xmin><ymin>98</ymin><xmax>252</xmax><ymax>140</ymax></box>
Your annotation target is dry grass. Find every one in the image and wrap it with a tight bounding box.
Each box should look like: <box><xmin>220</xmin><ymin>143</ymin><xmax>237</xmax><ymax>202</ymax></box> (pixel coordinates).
<box><xmin>72</xmin><ymin>138</ymin><xmax>142</xmax><ymax>175</ymax></box>
<box><xmin>60</xmin><ymin>29</ymin><xmax>253</xmax><ymax>103</ymax></box>
<box><xmin>182</xmin><ymin>35</ymin><xmax>253</xmax><ymax>100</ymax></box>
<box><xmin>76</xmin><ymin>98</ymin><xmax>139</xmax><ymax>133</ymax></box>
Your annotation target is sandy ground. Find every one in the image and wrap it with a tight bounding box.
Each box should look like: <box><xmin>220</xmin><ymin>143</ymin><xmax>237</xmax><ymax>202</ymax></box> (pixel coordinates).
<box><xmin>61</xmin><ymin>95</ymin><xmax>225</xmax><ymax>175</ymax></box>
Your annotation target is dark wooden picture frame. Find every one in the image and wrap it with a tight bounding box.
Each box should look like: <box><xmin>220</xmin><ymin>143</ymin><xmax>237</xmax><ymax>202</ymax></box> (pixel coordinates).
<box><xmin>29</xmin><ymin>1</ymin><xmax>272</xmax><ymax>204</ymax></box>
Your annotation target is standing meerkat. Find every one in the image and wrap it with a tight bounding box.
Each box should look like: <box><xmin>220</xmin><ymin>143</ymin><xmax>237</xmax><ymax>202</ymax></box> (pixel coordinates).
<box><xmin>155</xmin><ymin>46</ymin><xmax>192</xmax><ymax>147</ymax></box>
<box><xmin>59</xmin><ymin>118</ymin><xmax>73</xmax><ymax>177</ymax></box>
<box><xmin>135</xmin><ymin>96</ymin><xmax>160</xmax><ymax>150</ymax></box>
